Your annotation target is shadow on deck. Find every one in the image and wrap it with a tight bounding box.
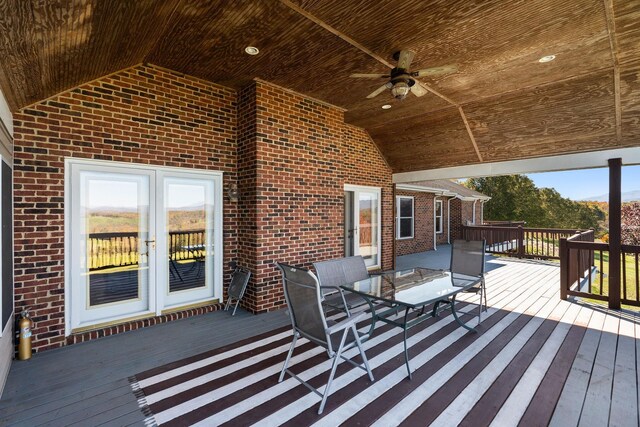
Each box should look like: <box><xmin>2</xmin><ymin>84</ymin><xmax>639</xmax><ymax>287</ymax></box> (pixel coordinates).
<box><xmin>1</xmin><ymin>257</ymin><xmax>638</xmax><ymax>426</ymax></box>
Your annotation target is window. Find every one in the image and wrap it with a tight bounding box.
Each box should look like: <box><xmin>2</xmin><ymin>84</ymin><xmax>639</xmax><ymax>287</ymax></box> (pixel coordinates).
<box><xmin>396</xmin><ymin>196</ymin><xmax>414</xmax><ymax>239</ymax></box>
<box><xmin>435</xmin><ymin>200</ymin><xmax>443</xmax><ymax>234</ymax></box>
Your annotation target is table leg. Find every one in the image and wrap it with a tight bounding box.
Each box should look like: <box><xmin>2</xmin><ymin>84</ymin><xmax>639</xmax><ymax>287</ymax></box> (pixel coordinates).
<box><xmin>403</xmin><ymin>307</ymin><xmax>412</xmax><ymax>380</ymax></box>
<box><xmin>450</xmin><ymin>295</ymin><xmax>477</xmax><ymax>333</ymax></box>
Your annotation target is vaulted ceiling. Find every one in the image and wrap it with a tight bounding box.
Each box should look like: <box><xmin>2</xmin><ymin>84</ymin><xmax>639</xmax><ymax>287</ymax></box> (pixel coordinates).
<box><xmin>0</xmin><ymin>0</ymin><xmax>638</xmax><ymax>173</ymax></box>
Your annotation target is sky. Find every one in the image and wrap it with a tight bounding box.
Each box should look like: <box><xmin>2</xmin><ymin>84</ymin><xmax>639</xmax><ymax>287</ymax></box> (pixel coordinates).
<box><xmin>526</xmin><ymin>165</ymin><xmax>640</xmax><ymax>201</ymax></box>
<box><xmin>86</xmin><ymin>178</ymin><xmax>207</xmax><ymax>209</ymax></box>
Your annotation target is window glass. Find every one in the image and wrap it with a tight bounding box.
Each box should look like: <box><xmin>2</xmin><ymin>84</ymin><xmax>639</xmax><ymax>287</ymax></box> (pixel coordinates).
<box><xmin>399</xmin><ymin>198</ymin><xmax>413</xmax><ymax>217</ymax></box>
<box><xmin>396</xmin><ymin>196</ymin><xmax>414</xmax><ymax>239</ymax></box>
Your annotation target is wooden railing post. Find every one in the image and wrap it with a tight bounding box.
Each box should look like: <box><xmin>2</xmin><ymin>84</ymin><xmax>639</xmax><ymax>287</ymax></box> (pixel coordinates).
<box><xmin>560</xmin><ymin>237</ymin><xmax>568</xmax><ymax>300</ymax></box>
<box><xmin>517</xmin><ymin>225</ymin><xmax>524</xmax><ymax>258</ymax></box>
<box><xmin>609</xmin><ymin>158</ymin><xmax>622</xmax><ymax>309</ymax></box>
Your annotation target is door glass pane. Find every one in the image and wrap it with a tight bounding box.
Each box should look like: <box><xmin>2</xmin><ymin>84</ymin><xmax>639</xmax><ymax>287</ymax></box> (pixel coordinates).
<box><xmin>166</xmin><ymin>178</ymin><xmax>214</xmax><ymax>293</ymax></box>
<box><xmin>81</xmin><ymin>172</ymin><xmax>149</xmax><ymax>308</ymax></box>
<box><xmin>359</xmin><ymin>191</ymin><xmax>379</xmax><ymax>267</ymax></box>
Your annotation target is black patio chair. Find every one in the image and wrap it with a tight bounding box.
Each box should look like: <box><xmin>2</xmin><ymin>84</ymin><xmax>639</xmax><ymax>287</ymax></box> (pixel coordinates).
<box><xmin>450</xmin><ymin>239</ymin><xmax>487</xmax><ymax>322</ymax></box>
<box><xmin>313</xmin><ymin>256</ymin><xmax>370</xmax><ymax>311</ymax></box>
<box><xmin>276</xmin><ymin>262</ymin><xmax>374</xmax><ymax>414</ymax></box>
<box><xmin>224</xmin><ymin>266</ymin><xmax>251</xmax><ymax>316</ymax></box>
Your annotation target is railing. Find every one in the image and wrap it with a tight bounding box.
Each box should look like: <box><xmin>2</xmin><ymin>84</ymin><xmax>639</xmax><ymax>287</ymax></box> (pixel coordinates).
<box><xmin>560</xmin><ymin>231</ymin><xmax>640</xmax><ymax>307</ymax></box>
<box><xmin>462</xmin><ymin>225</ymin><xmax>583</xmax><ymax>260</ymax></box>
<box><xmin>482</xmin><ymin>220</ymin><xmax>526</xmax><ymax>227</ymax></box>
<box><xmin>87</xmin><ymin>230</ymin><xmax>206</xmax><ymax>270</ymax></box>
<box><xmin>621</xmin><ymin>244</ymin><xmax>640</xmax><ymax>306</ymax></box>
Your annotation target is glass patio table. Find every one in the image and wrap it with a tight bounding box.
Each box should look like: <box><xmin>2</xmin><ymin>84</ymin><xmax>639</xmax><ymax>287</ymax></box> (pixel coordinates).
<box><xmin>340</xmin><ymin>267</ymin><xmax>481</xmax><ymax>379</ymax></box>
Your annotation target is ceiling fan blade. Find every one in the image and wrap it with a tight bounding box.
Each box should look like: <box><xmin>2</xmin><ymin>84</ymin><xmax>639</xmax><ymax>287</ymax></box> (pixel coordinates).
<box><xmin>397</xmin><ymin>50</ymin><xmax>416</xmax><ymax>70</ymax></box>
<box><xmin>411</xmin><ymin>81</ymin><xmax>428</xmax><ymax>97</ymax></box>
<box><xmin>350</xmin><ymin>73</ymin><xmax>389</xmax><ymax>78</ymax></box>
<box><xmin>366</xmin><ymin>83</ymin><xmax>391</xmax><ymax>99</ymax></box>
<box><xmin>414</xmin><ymin>64</ymin><xmax>458</xmax><ymax>77</ymax></box>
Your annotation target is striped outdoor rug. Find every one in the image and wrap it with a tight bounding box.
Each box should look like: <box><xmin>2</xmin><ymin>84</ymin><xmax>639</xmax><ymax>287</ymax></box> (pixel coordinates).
<box><xmin>129</xmin><ymin>261</ymin><xmax>587</xmax><ymax>426</ymax></box>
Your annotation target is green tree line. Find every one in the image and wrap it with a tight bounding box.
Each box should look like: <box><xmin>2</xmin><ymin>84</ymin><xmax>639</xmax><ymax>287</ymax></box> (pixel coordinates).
<box><xmin>464</xmin><ymin>175</ymin><xmax>606</xmax><ymax>232</ymax></box>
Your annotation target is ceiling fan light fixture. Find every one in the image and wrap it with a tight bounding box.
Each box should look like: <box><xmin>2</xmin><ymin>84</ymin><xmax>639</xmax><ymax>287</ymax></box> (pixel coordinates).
<box><xmin>244</xmin><ymin>46</ymin><xmax>260</xmax><ymax>55</ymax></box>
<box><xmin>538</xmin><ymin>54</ymin><xmax>556</xmax><ymax>63</ymax></box>
<box><xmin>381</xmin><ymin>104</ymin><xmax>392</xmax><ymax>110</ymax></box>
<box><xmin>391</xmin><ymin>81</ymin><xmax>410</xmax><ymax>100</ymax></box>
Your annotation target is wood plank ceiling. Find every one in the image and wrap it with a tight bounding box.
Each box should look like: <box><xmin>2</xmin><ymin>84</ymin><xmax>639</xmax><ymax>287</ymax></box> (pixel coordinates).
<box><xmin>0</xmin><ymin>0</ymin><xmax>638</xmax><ymax>173</ymax></box>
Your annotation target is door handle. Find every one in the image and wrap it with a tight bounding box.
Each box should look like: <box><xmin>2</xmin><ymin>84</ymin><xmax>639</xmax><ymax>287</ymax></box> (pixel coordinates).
<box><xmin>141</xmin><ymin>239</ymin><xmax>155</xmax><ymax>257</ymax></box>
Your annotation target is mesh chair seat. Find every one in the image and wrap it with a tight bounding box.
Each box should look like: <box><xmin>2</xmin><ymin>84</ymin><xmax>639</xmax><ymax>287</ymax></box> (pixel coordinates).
<box><xmin>450</xmin><ymin>239</ymin><xmax>487</xmax><ymax>322</ymax></box>
<box><xmin>276</xmin><ymin>262</ymin><xmax>374</xmax><ymax>414</ymax></box>
<box><xmin>314</xmin><ymin>256</ymin><xmax>371</xmax><ymax>311</ymax></box>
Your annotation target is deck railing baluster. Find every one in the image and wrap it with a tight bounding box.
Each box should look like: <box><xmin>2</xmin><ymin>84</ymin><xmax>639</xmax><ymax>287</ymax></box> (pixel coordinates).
<box><xmin>622</xmin><ymin>251</ymin><xmax>627</xmax><ymax>300</ymax></box>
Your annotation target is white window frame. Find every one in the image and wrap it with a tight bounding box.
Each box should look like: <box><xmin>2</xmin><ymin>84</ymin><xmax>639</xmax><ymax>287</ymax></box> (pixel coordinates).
<box><xmin>0</xmin><ymin>155</ymin><xmax>10</xmax><ymax>338</ymax></box>
<box><xmin>344</xmin><ymin>184</ymin><xmax>382</xmax><ymax>270</ymax></box>
<box><xmin>64</xmin><ymin>158</ymin><xmax>224</xmax><ymax>335</ymax></box>
<box><xmin>435</xmin><ymin>200</ymin><xmax>444</xmax><ymax>234</ymax></box>
<box><xmin>396</xmin><ymin>195</ymin><xmax>414</xmax><ymax>240</ymax></box>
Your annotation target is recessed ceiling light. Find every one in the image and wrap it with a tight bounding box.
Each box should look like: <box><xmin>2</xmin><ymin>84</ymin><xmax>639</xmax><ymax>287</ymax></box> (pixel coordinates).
<box><xmin>538</xmin><ymin>55</ymin><xmax>556</xmax><ymax>63</ymax></box>
<box><xmin>381</xmin><ymin>104</ymin><xmax>392</xmax><ymax>110</ymax></box>
<box><xmin>244</xmin><ymin>46</ymin><xmax>260</xmax><ymax>55</ymax></box>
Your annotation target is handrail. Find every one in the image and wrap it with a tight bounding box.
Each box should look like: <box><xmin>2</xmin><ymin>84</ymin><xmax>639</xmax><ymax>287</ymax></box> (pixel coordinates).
<box><xmin>560</xmin><ymin>229</ymin><xmax>640</xmax><ymax>308</ymax></box>
<box><xmin>462</xmin><ymin>224</ymin><xmax>584</xmax><ymax>260</ymax></box>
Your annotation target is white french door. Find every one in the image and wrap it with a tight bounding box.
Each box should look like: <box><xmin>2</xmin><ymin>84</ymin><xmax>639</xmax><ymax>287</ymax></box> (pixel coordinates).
<box><xmin>66</xmin><ymin>160</ymin><xmax>223</xmax><ymax>332</ymax></box>
<box><xmin>344</xmin><ymin>185</ymin><xmax>381</xmax><ymax>269</ymax></box>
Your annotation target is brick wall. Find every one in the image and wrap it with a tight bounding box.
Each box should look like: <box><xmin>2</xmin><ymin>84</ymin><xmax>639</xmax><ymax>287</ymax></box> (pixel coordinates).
<box><xmin>12</xmin><ymin>67</ymin><xmax>393</xmax><ymax>351</ymax></box>
<box><xmin>450</xmin><ymin>198</ymin><xmax>463</xmax><ymax>240</ymax></box>
<box><xmin>462</xmin><ymin>200</ymin><xmax>474</xmax><ymax>226</ymax></box>
<box><xmin>450</xmin><ymin>198</ymin><xmax>480</xmax><ymax>242</ymax></box>
<box><xmin>395</xmin><ymin>190</ymin><xmax>435</xmax><ymax>256</ymax></box>
<box><xmin>239</xmin><ymin>81</ymin><xmax>393</xmax><ymax>312</ymax></box>
<box><xmin>12</xmin><ymin>65</ymin><xmax>237</xmax><ymax>351</ymax></box>
<box><xmin>475</xmin><ymin>201</ymin><xmax>484</xmax><ymax>224</ymax></box>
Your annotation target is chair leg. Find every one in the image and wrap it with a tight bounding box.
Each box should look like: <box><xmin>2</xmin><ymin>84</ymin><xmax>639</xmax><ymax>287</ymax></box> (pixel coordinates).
<box><xmin>279</xmin><ymin>332</ymin><xmax>298</xmax><ymax>383</ymax></box>
<box><xmin>224</xmin><ymin>298</ymin><xmax>231</xmax><ymax>312</ymax></box>
<box><xmin>352</xmin><ymin>325</ymin><xmax>374</xmax><ymax>382</ymax></box>
<box><xmin>231</xmin><ymin>299</ymin><xmax>240</xmax><ymax>316</ymax></box>
<box><xmin>478</xmin><ymin>287</ymin><xmax>483</xmax><ymax>324</ymax></box>
<box><xmin>319</xmin><ymin>328</ymin><xmax>349</xmax><ymax>414</ymax></box>
<box><xmin>483</xmin><ymin>280</ymin><xmax>488</xmax><ymax>312</ymax></box>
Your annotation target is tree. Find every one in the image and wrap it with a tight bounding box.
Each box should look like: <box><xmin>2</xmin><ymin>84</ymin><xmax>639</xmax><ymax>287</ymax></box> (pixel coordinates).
<box><xmin>464</xmin><ymin>175</ymin><xmax>605</xmax><ymax>232</ymax></box>
<box><xmin>621</xmin><ymin>202</ymin><xmax>640</xmax><ymax>245</ymax></box>
<box><xmin>465</xmin><ymin>175</ymin><xmax>544</xmax><ymax>226</ymax></box>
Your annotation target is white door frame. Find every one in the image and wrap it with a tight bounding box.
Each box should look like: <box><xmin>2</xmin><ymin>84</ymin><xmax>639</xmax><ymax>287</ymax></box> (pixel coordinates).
<box><xmin>64</xmin><ymin>158</ymin><xmax>223</xmax><ymax>335</ymax></box>
<box><xmin>156</xmin><ymin>170</ymin><xmax>223</xmax><ymax>310</ymax></box>
<box><xmin>344</xmin><ymin>184</ymin><xmax>382</xmax><ymax>270</ymax></box>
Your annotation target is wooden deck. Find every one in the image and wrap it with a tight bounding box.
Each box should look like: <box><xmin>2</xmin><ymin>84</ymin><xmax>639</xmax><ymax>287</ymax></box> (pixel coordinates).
<box><xmin>1</xmin><ymin>257</ymin><xmax>639</xmax><ymax>426</ymax></box>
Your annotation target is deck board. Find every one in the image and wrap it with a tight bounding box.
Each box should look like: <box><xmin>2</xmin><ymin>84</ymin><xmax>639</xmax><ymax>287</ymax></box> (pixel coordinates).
<box><xmin>609</xmin><ymin>314</ymin><xmax>639</xmax><ymax>427</ymax></box>
<box><xmin>579</xmin><ymin>313</ymin><xmax>621</xmax><ymax>427</ymax></box>
<box><xmin>1</xmin><ymin>256</ymin><xmax>639</xmax><ymax>426</ymax></box>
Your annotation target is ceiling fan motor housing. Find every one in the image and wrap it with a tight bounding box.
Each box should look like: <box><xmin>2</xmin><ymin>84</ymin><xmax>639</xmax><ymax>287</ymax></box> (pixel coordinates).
<box><xmin>390</xmin><ymin>67</ymin><xmax>415</xmax><ymax>87</ymax></box>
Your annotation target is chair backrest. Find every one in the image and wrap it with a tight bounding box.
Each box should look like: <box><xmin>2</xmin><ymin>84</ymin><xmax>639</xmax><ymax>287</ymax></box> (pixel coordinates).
<box><xmin>228</xmin><ymin>267</ymin><xmax>251</xmax><ymax>300</ymax></box>
<box><xmin>313</xmin><ymin>256</ymin><xmax>369</xmax><ymax>293</ymax></box>
<box><xmin>450</xmin><ymin>239</ymin><xmax>486</xmax><ymax>278</ymax></box>
<box><xmin>276</xmin><ymin>263</ymin><xmax>329</xmax><ymax>347</ymax></box>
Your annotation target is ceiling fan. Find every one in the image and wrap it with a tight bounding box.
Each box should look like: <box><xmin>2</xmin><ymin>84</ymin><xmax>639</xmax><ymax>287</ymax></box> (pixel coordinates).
<box><xmin>350</xmin><ymin>50</ymin><xmax>457</xmax><ymax>100</ymax></box>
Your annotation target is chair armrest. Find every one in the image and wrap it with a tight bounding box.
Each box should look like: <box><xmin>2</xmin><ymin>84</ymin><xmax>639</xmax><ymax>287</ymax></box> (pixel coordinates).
<box><xmin>319</xmin><ymin>285</ymin><xmax>341</xmax><ymax>295</ymax></box>
<box><xmin>326</xmin><ymin>311</ymin><xmax>366</xmax><ymax>334</ymax></box>
<box><xmin>369</xmin><ymin>270</ymin><xmax>394</xmax><ymax>276</ymax></box>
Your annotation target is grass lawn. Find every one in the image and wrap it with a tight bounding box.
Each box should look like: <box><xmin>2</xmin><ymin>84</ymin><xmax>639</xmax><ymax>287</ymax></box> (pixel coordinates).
<box><xmin>591</xmin><ymin>251</ymin><xmax>639</xmax><ymax>309</ymax></box>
